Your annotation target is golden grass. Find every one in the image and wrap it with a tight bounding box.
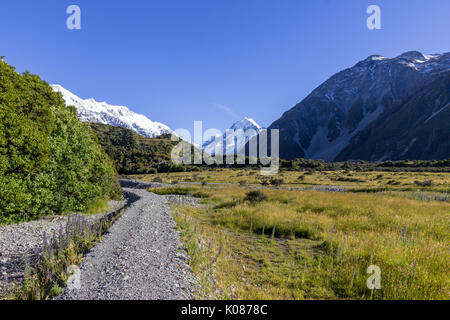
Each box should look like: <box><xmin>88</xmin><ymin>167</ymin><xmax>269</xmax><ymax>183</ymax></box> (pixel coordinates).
<box><xmin>166</xmin><ymin>179</ymin><xmax>449</xmax><ymax>300</ymax></box>
<box><xmin>132</xmin><ymin>168</ymin><xmax>450</xmax><ymax>193</ymax></box>
<box><xmin>137</xmin><ymin>168</ymin><xmax>449</xmax><ymax>299</ymax></box>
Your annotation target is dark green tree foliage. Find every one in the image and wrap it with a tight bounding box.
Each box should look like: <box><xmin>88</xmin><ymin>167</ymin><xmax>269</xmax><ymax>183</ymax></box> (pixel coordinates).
<box><xmin>90</xmin><ymin>123</ymin><xmax>200</xmax><ymax>174</ymax></box>
<box><xmin>90</xmin><ymin>124</ymin><xmax>175</xmax><ymax>174</ymax></box>
<box><xmin>0</xmin><ymin>60</ymin><xmax>121</xmax><ymax>223</ymax></box>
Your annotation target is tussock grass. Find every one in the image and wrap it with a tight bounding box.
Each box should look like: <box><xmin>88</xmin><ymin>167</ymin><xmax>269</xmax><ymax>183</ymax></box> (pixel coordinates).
<box><xmin>133</xmin><ymin>169</ymin><xmax>450</xmax><ymax>195</ymax></box>
<box><xmin>169</xmin><ymin>182</ymin><xmax>449</xmax><ymax>299</ymax></box>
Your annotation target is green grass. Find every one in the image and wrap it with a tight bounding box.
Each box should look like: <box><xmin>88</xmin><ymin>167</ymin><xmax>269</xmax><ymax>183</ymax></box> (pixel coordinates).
<box><xmin>84</xmin><ymin>198</ymin><xmax>111</xmax><ymax>215</ymax></box>
<box><xmin>133</xmin><ymin>168</ymin><xmax>450</xmax><ymax>195</ymax></box>
<box><xmin>0</xmin><ymin>198</ymin><xmax>115</xmax><ymax>226</ymax></box>
<box><xmin>157</xmin><ymin>169</ymin><xmax>450</xmax><ymax>300</ymax></box>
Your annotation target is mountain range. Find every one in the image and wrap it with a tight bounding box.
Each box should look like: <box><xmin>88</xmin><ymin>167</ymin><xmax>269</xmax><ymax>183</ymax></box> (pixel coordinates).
<box><xmin>264</xmin><ymin>51</ymin><xmax>450</xmax><ymax>161</ymax></box>
<box><xmin>53</xmin><ymin>50</ymin><xmax>449</xmax><ymax>162</ymax></box>
<box><xmin>52</xmin><ymin>84</ymin><xmax>263</xmax><ymax>156</ymax></box>
<box><xmin>202</xmin><ymin>117</ymin><xmax>263</xmax><ymax>155</ymax></box>
<box><xmin>51</xmin><ymin>85</ymin><xmax>171</xmax><ymax>138</ymax></box>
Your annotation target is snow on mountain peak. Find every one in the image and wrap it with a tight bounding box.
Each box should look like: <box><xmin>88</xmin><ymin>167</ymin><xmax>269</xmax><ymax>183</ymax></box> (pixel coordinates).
<box><xmin>51</xmin><ymin>84</ymin><xmax>171</xmax><ymax>138</ymax></box>
<box><xmin>366</xmin><ymin>55</ymin><xmax>388</xmax><ymax>61</ymax></box>
<box><xmin>202</xmin><ymin>117</ymin><xmax>263</xmax><ymax>155</ymax></box>
<box><xmin>398</xmin><ymin>51</ymin><xmax>428</xmax><ymax>60</ymax></box>
<box><xmin>361</xmin><ymin>51</ymin><xmax>445</xmax><ymax>68</ymax></box>
<box><xmin>230</xmin><ymin>117</ymin><xmax>261</xmax><ymax>131</ymax></box>
<box><xmin>267</xmin><ymin>50</ymin><xmax>450</xmax><ymax>161</ymax></box>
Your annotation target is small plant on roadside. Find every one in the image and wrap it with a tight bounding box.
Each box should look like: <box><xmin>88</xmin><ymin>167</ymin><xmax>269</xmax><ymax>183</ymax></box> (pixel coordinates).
<box><xmin>10</xmin><ymin>210</ymin><xmax>125</xmax><ymax>300</ymax></box>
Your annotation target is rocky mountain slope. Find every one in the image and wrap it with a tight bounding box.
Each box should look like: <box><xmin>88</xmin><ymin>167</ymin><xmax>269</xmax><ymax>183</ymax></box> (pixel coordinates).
<box><xmin>202</xmin><ymin>117</ymin><xmax>262</xmax><ymax>155</ymax></box>
<box><xmin>266</xmin><ymin>51</ymin><xmax>450</xmax><ymax>161</ymax></box>
<box><xmin>51</xmin><ymin>85</ymin><xmax>171</xmax><ymax>138</ymax></box>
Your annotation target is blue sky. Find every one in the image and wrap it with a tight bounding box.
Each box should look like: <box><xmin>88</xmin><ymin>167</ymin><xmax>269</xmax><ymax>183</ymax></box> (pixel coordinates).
<box><xmin>1</xmin><ymin>0</ymin><xmax>449</xmax><ymax>132</ymax></box>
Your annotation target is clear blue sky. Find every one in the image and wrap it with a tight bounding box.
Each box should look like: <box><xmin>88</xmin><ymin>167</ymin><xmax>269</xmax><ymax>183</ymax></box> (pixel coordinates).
<box><xmin>1</xmin><ymin>0</ymin><xmax>449</xmax><ymax>132</ymax></box>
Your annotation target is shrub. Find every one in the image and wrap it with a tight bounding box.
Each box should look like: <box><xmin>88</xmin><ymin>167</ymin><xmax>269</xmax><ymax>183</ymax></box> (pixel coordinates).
<box><xmin>270</xmin><ymin>178</ymin><xmax>284</xmax><ymax>186</ymax></box>
<box><xmin>0</xmin><ymin>60</ymin><xmax>120</xmax><ymax>223</ymax></box>
<box><xmin>239</xmin><ymin>180</ymin><xmax>247</xmax><ymax>187</ymax></box>
<box><xmin>244</xmin><ymin>190</ymin><xmax>268</xmax><ymax>203</ymax></box>
<box><xmin>147</xmin><ymin>168</ymin><xmax>157</xmax><ymax>174</ymax></box>
<box><xmin>152</xmin><ymin>176</ymin><xmax>164</xmax><ymax>183</ymax></box>
<box><xmin>148</xmin><ymin>187</ymin><xmax>209</xmax><ymax>198</ymax></box>
<box><xmin>414</xmin><ymin>180</ymin><xmax>434</xmax><ymax>187</ymax></box>
<box><xmin>335</xmin><ymin>176</ymin><xmax>365</xmax><ymax>183</ymax></box>
<box><xmin>168</xmin><ymin>164</ymin><xmax>187</xmax><ymax>172</ymax></box>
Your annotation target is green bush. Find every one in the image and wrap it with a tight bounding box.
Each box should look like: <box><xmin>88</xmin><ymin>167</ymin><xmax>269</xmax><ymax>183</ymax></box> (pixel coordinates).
<box><xmin>0</xmin><ymin>60</ymin><xmax>121</xmax><ymax>223</ymax></box>
<box><xmin>414</xmin><ymin>180</ymin><xmax>434</xmax><ymax>187</ymax></box>
<box><xmin>244</xmin><ymin>190</ymin><xmax>268</xmax><ymax>203</ymax></box>
<box><xmin>239</xmin><ymin>180</ymin><xmax>247</xmax><ymax>187</ymax></box>
<box><xmin>269</xmin><ymin>178</ymin><xmax>284</xmax><ymax>186</ymax></box>
<box><xmin>152</xmin><ymin>176</ymin><xmax>164</xmax><ymax>183</ymax></box>
<box><xmin>148</xmin><ymin>187</ymin><xmax>209</xmax><ymax>198</ymax></box>
<box><xmin>90</xmin><ymin>123</ymin><xmax>198</xmax><ymax>174</ymax></box>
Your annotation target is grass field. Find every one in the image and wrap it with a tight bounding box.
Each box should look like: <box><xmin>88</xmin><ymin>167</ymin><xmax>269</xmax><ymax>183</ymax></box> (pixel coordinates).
<box><xmin>133</xmin><ymin>168</ymin><xmax>450</xmax><ymax>192</ymax></box>
<box><xmin>134</xmin><ymin>169</ymin><xmax>449</xmax><ymax>300</ymax></box>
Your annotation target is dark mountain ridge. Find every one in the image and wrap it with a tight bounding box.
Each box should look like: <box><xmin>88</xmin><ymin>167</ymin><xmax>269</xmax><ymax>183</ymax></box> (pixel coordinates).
<box><xmin>264</xmin><ymin>51</ymin><xmax>450</xmax><ymax>161</ymax></box>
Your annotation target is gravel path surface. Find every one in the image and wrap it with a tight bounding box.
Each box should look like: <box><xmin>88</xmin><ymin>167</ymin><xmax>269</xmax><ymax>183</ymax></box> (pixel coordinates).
<box><xmin>0</xmin><ymin>199</ymin><xmax>126</xmax><ymax>297</ymax></box>
<box><xmin>56</xmin><ymin>181</ymin><xmax>197</xmax><ymax>300</ymax></box>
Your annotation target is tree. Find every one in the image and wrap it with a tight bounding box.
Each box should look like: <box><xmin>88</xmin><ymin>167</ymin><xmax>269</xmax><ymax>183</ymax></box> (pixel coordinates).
<box><xmin>0</xmin><ymin>60</ymin><xmax>120</xmax><ymax>222</ymax></box>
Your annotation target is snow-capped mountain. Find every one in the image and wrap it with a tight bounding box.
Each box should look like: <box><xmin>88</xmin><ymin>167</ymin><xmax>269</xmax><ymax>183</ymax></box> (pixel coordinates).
<box><xmin>51</xmin><ymin>85</ymin><xmax>171</xmax><ymax>138</ymax></box>
<box><xmin>203</xmin><ymin>117</ymin><xmax>263</xmax><ymax>155</ymax></box>
<box><xmin>262</xmin><ymin>51</ymin><xmax>450</xmax><ymax>161</ymax></box>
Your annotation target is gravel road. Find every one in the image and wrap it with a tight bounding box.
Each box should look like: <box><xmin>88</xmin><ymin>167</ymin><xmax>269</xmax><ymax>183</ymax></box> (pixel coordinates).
<box><xmin>0</xmin><ymin>199</ymin><xmax>127</xmax><ymax>297</ymax></box>
<box><xmin>56</xmin><ymin>180</ymin><xmax>197</xmax><ymax>300</ymax></box>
